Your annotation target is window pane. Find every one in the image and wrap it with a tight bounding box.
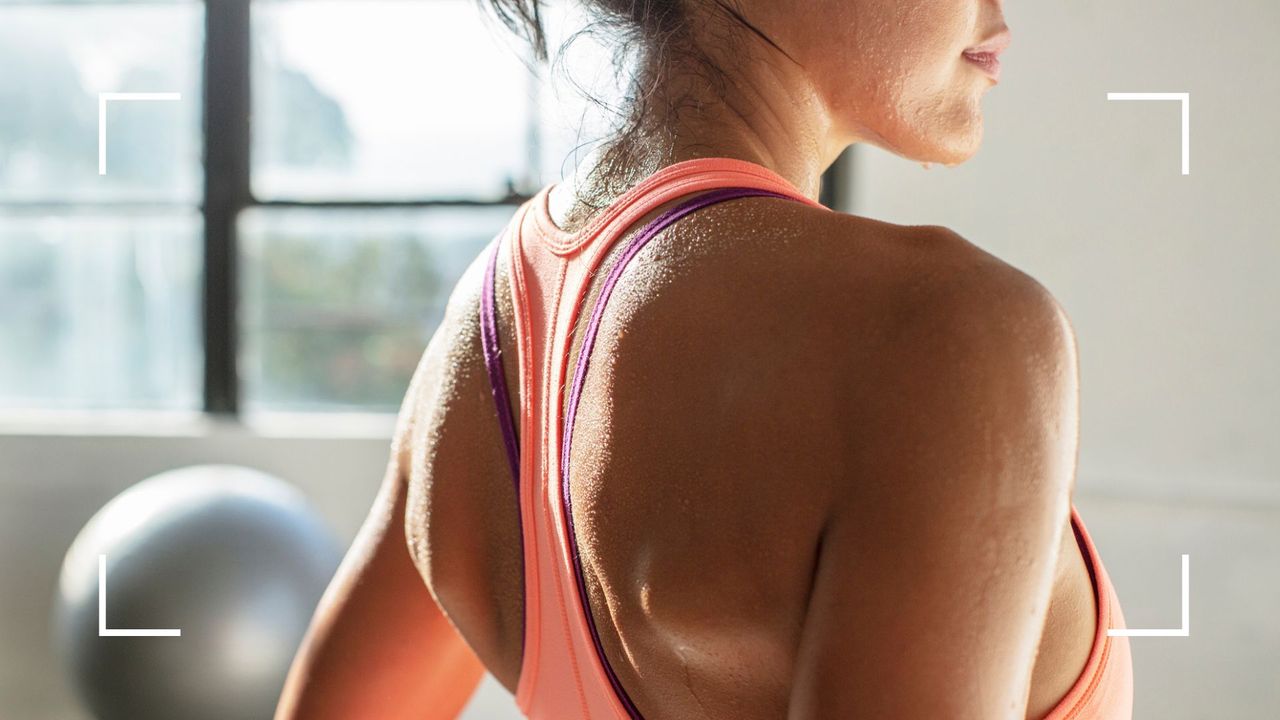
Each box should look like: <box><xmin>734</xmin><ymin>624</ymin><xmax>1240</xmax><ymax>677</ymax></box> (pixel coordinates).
<box><xmin>251</xmin><ymin>0</ymin><xmax>535</xmax><ymax>201</ymax></box>
<box><xmin>239</xmin><ymin>206</ymin><xmax>515</xmax><ymax>411</ymax></box>
<box><xmin>0</xmin><ymin>211</ymin><xmax>202</xmax><ymax>410</ymax></box>
<box><xmin>0</xmin><ymin>1</ymin><xmax>204</xmax><ymax>203</ymax></box>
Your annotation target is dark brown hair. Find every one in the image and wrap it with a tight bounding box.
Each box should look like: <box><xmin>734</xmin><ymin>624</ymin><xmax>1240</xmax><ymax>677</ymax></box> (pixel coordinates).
<box><xmin>477</xmin><ymin>0</ymin><xmax>742</xmax><ymax>208</ymax></box>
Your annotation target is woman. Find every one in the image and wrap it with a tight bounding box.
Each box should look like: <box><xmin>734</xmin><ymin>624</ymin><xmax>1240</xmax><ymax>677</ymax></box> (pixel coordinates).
<box><xmin>276</xmin><ymin>1</ymin><xmax>1133</xmax><ymax>718</ymax></box>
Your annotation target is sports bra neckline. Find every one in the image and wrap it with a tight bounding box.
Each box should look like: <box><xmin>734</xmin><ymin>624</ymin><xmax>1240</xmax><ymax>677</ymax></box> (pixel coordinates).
<box><xmin>530</xmin><ymin>156</ymin><xmax>815</xmax><ymax>255</ymax></box>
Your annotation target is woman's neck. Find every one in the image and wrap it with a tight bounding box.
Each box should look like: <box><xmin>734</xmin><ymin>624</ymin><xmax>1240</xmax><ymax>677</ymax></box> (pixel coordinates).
<box><xmin>549</xmin><ymin>27</ymin><xmax>848</xmax><ymax>231</ymax></box>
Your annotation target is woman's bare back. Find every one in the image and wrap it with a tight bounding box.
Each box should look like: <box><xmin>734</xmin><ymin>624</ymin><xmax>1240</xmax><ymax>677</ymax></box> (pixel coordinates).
<box><xmin>403</xmin><ymin>196</ymin><xmax>1096</xmax><ymax>719</ymax></box>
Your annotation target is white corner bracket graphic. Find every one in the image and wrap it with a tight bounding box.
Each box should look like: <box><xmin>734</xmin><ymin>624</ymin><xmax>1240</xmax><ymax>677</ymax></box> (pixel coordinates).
<box><xmin>1108</xmin><ymin>553</ymin><xmax>1190</xmax><ymax>637</ymax></box>
<box><xmin>98</xmin><ymin>554</ymin><xmax>181</xmax><ymax>637</ymax></box>
<box><xmin>1106</xmin><ymin>92</ymin><xmax>1190</xmax><ymax>175</ymax></box>
<box><xmin>98</xmin><ymin>91</ymin><xmax>182</xmax><ymax>175</ymax></box>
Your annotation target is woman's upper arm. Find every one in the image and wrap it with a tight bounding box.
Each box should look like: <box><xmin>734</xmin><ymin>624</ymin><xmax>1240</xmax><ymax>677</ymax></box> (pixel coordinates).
<box><xmin>275</xmin><ymin>259</ymin><xmax>489</xmax><ymax>720</ymax></box>
<box><xmin>788</xmin><ymin>263</ymin><xmax>1080</xmax><ymax>719</ymax></box>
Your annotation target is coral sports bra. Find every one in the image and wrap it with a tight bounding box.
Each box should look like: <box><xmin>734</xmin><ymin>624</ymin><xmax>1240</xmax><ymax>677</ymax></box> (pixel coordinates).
<box><xmin>477</xmin><ymin>157</ymin><xmax>1134</xmax><ymax>719</ymax></box>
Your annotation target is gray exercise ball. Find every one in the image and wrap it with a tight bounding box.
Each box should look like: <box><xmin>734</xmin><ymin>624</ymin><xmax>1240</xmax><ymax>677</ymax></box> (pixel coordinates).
<box><xmin>52</xmin><ymin>464</ymin><xmax>344</xmax><ymax>720</ymax></box>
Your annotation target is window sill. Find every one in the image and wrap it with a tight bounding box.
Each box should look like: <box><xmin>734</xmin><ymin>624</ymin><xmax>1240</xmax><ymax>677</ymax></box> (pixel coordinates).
<box><xmin>0</xmin><ymin>409</ymin><xmax>396</xmax><ymax>440</ymax></box>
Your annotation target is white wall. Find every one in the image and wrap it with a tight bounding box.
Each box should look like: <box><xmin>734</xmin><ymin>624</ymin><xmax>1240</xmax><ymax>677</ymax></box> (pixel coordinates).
<box><xmin>851</xmin><ymin>0</ymin><xmax>1280</xmax><ymax>494</ymax></box>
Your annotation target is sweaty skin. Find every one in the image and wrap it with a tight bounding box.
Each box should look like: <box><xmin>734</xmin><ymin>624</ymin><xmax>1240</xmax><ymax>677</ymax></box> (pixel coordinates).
<box><xmin>279</xmin><ymin>1</ymin><xmax>1102</xmax><ymax>718</ymax></box>
<box><xmin>413</xmin><ymin>196</ymin><xmax>1096</xmax><ymax>720</ymax></box>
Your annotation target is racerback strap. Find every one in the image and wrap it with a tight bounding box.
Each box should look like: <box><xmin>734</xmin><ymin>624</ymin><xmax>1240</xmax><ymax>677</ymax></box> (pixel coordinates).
<box><xmin>480</xmin><ymin>185</ymin><xmax>804</xmax><ymax>718</ymax></box>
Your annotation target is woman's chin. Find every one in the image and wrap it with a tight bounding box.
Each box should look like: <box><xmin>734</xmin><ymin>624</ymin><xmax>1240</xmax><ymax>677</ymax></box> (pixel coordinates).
<box><xmin>895</xmin><ymin>136</ymin><xmax>981</xmax><ymax>169</ymax></box>
<box><xmin>914</xmin><ymin>118</ymin><xmax>984</xmax><ymax>167</ymax></box>
<box><xmin>851</xmin><ymin>105</ymin><xmax>984</xmax><ymax>168</ymax></box>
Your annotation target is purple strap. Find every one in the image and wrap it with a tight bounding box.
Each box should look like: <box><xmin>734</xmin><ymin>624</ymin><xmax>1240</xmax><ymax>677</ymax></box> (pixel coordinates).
<box><xmin>481</xmin><ymin>233</ymin><xmax>522</xmax><ymax>487</ymax></box>
<box><xmin>479</xmin><ymin>187</ymin><xmax>801</xmax><ymax>717</ymax></box>
<box><xmin>481</xmin><ymin>231</ymin><xmax>527</xmax><ymax>661</ymax></box>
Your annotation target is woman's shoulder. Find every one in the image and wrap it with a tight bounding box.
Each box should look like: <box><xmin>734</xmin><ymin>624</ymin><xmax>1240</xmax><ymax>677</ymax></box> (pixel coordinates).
<box><xmin>783</xmin><ymin>203</ymin><xmax>1067</xmax><ymax>318</ymax></box>
<box><xmin>803</xmin><ymin>209</ymin><xmax>1080</xmax><ymax>418</ymax></box>
<box><xmin>622</xmin><ymin>198</ymin><xmax>1076</xmax><ymax>376</ymax></box>
<box><xmin>592</xmin><ymin>197</ymin><xmax>1081</xmax><ymax>527</ymax></box>
<box><xmin>599</xmin><ymin>197</ymin><xmax>1080</xmax><ymax>442</ymax></box>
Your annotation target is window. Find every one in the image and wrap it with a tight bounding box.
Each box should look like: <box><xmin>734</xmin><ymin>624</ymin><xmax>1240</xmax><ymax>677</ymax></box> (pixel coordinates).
<box><xmin>0</xmin><ymin>0</ymin><xmax>204</xmax><ymax>411</ymax></box>
<box><xmin>1</xmin><ymin>0</ymin><xmax>847</xmax><ymax>417</ymax></box>
<box><xmin>239</xmin><ymin>206</ymin><xmax>512</xmax><ymax>411</ymax></box>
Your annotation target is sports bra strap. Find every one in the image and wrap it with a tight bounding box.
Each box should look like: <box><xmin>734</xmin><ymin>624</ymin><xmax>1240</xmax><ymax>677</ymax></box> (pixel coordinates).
<box><xmin>480</xmin><ymin>185</ymin><xmax>808</xmax><ymax>719</ymax></box>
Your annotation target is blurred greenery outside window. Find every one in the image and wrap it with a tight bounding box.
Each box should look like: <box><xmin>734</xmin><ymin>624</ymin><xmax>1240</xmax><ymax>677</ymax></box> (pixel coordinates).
<box><xmin>0</xmin><ymin>0</ymin><xmax>594</xmax><ymax>415</ymax></box>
